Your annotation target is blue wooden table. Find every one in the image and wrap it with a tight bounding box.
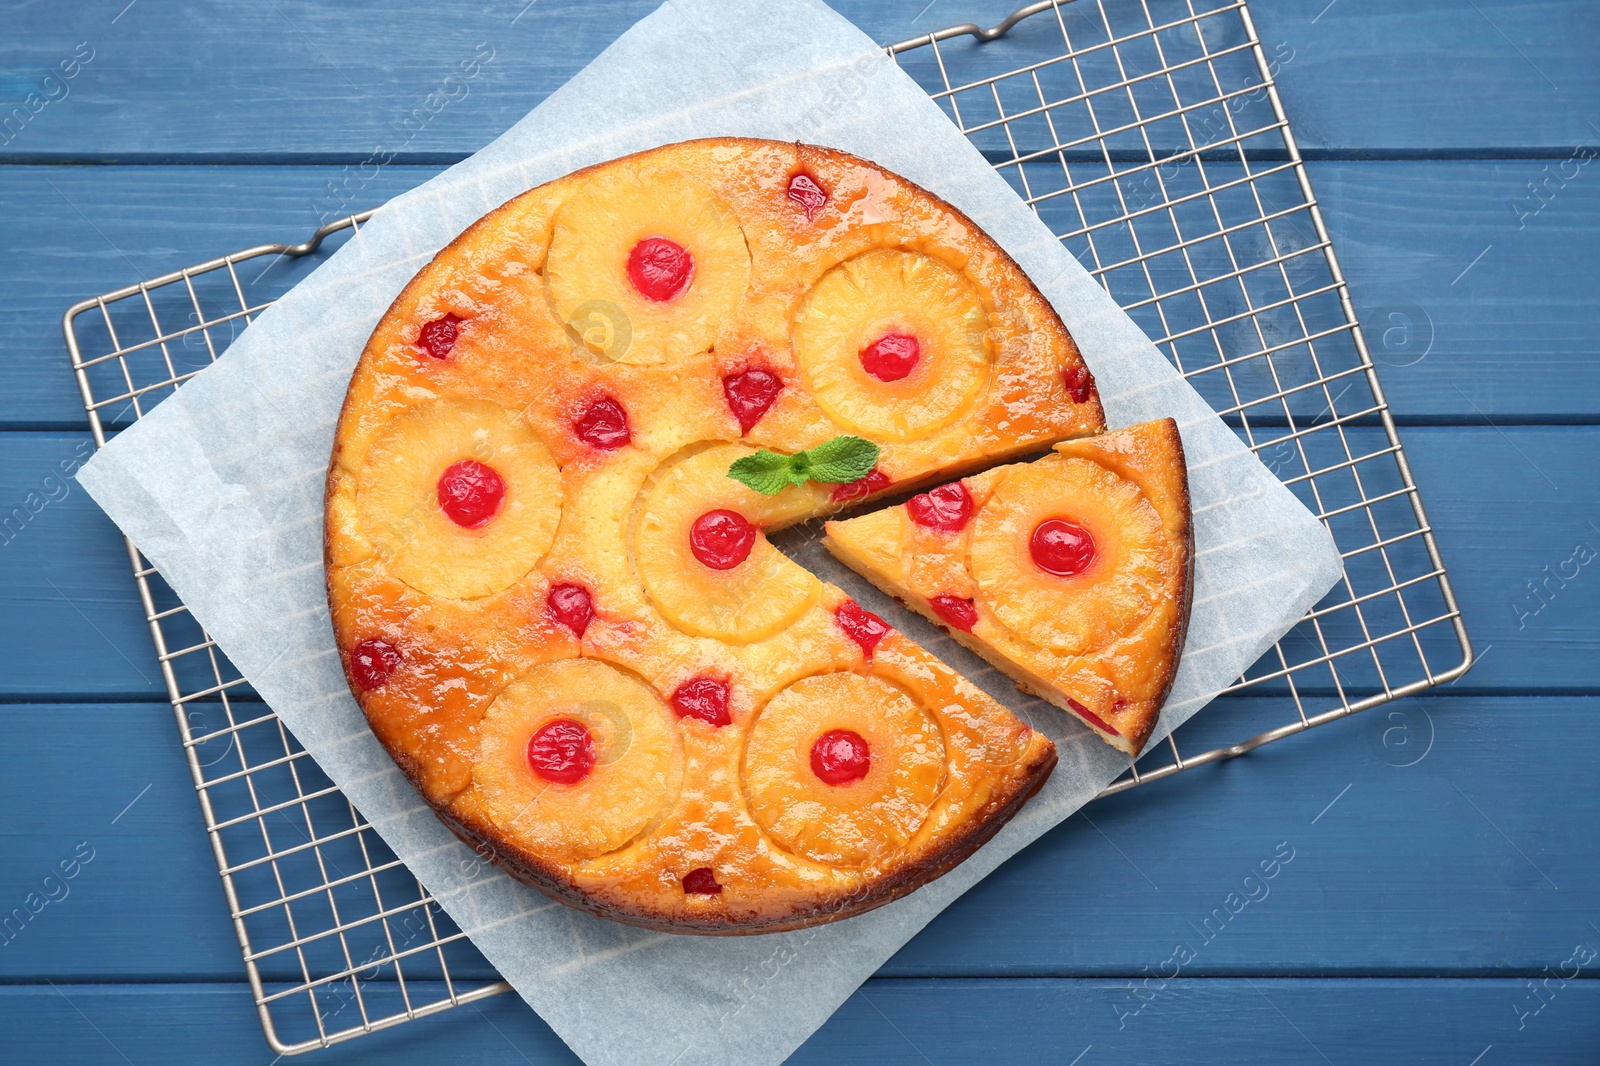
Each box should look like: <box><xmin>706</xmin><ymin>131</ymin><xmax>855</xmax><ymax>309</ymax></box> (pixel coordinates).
<box><xmin>3</xmin><ymin>1</ymin><xmax>1597</xmax><ymax>1062</ymax></box>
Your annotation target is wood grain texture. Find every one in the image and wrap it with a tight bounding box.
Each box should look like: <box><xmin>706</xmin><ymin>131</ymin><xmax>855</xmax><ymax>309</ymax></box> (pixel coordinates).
<box><xmin>0</xmin><ymin>425</ymin><xmax>1586</xmax><ymax>698</ymax></box>
<box><xmin>1319</xmin><ymin>160</ymin><xmax>1600</xmax><ymax>422</ymax></box>
<box><xmin>1256</xmin><ymin>0</ymin><xmax>1599</xmax><ymax>154</ymax></box>
<box><xmin>2</xmin><ymin>695</ymin><xmax>1593</xmax><ymax>981</ymax></box>
<box><xmin>0</xmin><ymin>978</ymin><xmax>1595</xmax><ymax>1064</ymax></box>
<box><xmin>2</xmin><ymin>1</ymin><xmax>1597</xmax><ymax>1061</ymax></box>
<box><xmin>0</xmin><ymin>164</ymin><xmax>446</xmax><ymax>430</ymax></box>
<box><xmin>0</xmin><ymin>432</ymin><xmax>171</xmax><ymax>700</ymax></box>
<box><xmin>2</xmin><ymin>159</ymin><xmax>1596</xmax><ymax>429</ymax></box>
<box><xmin>0</xmin><ymin>1</ymin><xmax>1592</xmax><ymax>160</ymax></box>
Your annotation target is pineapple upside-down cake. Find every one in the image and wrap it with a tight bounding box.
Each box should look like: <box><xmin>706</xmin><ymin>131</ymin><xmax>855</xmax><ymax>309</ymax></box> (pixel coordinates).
<box><xmin>325</xmin><ymin>138</ymin><xmax>1191</xmax><ymax>933</ymax></box>
<box><xmin>824</xmin><ymin>419</ymin><xmax>1193</xmax><ymax>758</ymax></box>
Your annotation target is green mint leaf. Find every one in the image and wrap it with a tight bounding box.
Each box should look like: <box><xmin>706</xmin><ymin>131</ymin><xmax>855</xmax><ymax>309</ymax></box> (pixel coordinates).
<box><xmin>727</xmin><ymin>436</ymin><xmax>881</xmax><ymax>495</ymax></box>
<box><xmin>803</xmin><ymin>435</ymin><xmax>880</xmax><ymax>484</ymax></box>
<box><xmin>727</xmin><ymin>450</ymin><xmax>803</xmax><ymax>495</ymax></box>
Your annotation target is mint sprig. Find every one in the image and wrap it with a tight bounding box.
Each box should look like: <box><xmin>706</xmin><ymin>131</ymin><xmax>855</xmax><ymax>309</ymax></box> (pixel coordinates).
<box><xmin>727</xmin><ymin>436</ymin><xmax>880</xmax><ymax>496</ymax></box>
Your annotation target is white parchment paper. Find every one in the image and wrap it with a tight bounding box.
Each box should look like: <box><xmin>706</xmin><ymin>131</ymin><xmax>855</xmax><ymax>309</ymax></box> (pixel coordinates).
<box><xmin>76</xmin><ymin>1</ymin><xmax>1344</xmax><ymax>1062</ymax></box>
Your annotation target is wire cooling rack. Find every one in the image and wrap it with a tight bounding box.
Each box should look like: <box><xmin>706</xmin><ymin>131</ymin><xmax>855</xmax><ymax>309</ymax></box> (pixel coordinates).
<box><xmin>61</xmin><ymin>0</ymin><xmax>1471</xmax><ymax>1055</ymax></box>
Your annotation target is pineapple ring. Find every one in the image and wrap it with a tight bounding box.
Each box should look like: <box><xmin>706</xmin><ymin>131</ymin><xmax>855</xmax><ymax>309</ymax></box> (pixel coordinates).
<box><xmin>634</xmin><ymin>442</ymin><xmax>827</xmax><ymax>644</ymax></box>
<box><xmin>356</xmin><ymin>399</ymin><xmax>561</xmax><ymax>600</ymax></box>
<box><xmin>473</xmin><ymin>658</ymin><xmax>682</xmax><ymax>864</ymax></box>
<box><xmin>794</xmin><ymin>249</ymin><xmax>991</xmax><ymax>442</ymax></box>
<box><xmin>741</xmin><ymin>672</ymin><xmax>947</xmax><ymax>868</ymax></box>
<box><xmin>544</xmin><ymin>167</ymin><xmax>751</xmax><ymax>366</ymax></box>
<box><xmin>970</xmin><ymin>456</ymin><xmax>1171</xmax><ymax>656</ymax></box>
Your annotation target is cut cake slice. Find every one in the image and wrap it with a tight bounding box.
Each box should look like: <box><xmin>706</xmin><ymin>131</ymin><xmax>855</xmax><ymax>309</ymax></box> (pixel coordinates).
<box><xmin>824</xmin><ymin>417</ymin><xmax>1193</xmax><ymax>756</ymax></box>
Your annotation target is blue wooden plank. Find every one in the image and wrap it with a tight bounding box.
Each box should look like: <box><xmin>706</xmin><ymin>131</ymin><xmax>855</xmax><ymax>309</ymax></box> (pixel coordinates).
<box><xmin>1</xmin><ymin>161</ymin><xmax>1596</xmax><ymax>430</ymax></box>
<box><xmin>0</xmin><ymin>164</ymin><xmax>446</xmax><ymax>431</ymax></box>
<box><xmin>0</xmin><ymin>1</ymin><xmax>1592</xmax><ymax>160</ymax></box>
<box><xmin>1007</xmin><ymin>155</ymin><xmax>1600</xmax><ymax>424</ymax></box>
<box><xmin>0</xmin><ymin>432</ymin><xmax>171</xmax><ymax>699</ymax></box>
<box><xmin>1</xmin><ymin>3</ymin><xmax>1590</xmax><ymax>1065</ymax></box>
<box><xmin>0</xmin><ymin>978</ymin><xmax>1594</xmax><ymax>1065</ymax></box>
<box><xmin>0</xmin><ymin>425</ymin><xmax>1584</xmax><ymax>697</ymax></box>
<box><xmin>5</xmin><ymin>694</ymin><xmax>1596</xmax><ymax>982</ymax></box>
<box><xmin>1396</xmin><ymin>425</ymin><xmax>1596</xmax><ymax>694</ymax></box>
<box><xmin>0</xmin><ymin>702</ymin><xmax>237</xmax><ymax>978</ymax></box>
<box><xmin>891</xmin><ymin>692</ymin><xmax>1600</xmax><ymax>977</ymax></box>
<box><xmin>1319</xmin><ymin>160</ymin><xmax>1600</xmax><ymax>423</ymax></box>
<box><xmin>1258</xmin><ymin>0</ymin><xmax>1600</xmax><ymax>155</ymax></box>
<box><xmin>0</xmin><ymin>432</ymin><xmax>166</xmax><ymax>699</ymax></box>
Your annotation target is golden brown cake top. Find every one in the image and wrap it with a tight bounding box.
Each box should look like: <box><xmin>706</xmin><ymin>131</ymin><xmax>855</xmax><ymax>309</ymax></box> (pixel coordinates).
<box><xmin>823</xmin><ymin>417</ymin><xmax>1193</xmax><ymax>758</ymax></box>
<box><xmin>325</xmin><ymin>137</ymin><xmax>1101</xmax><ymax>932</ymax></box>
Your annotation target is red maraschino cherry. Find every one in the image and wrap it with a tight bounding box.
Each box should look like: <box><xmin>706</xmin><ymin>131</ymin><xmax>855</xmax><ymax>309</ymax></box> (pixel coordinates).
<box><xmin>929</xmin><ymin>594</ymin><xmax>978</xmax><ymax>632</ymax></box>
<box><xmin>626</xmin><ymin>236</ymin><xmax>694</xmax><ymax>301</ymax></box>
<box><xmin>670</xmin><ymin>677</ymin><xmax>732</xmax><ymax>727</ymax></box>
<box><xmin>859</xmin><ymin>332</ymin><xmax>920</xmax><ymax>382</ymax></box>
<box><xmin>689</xmin><ymin>510</ymin><xmax>757</xmax><ymax>570</ymax></box>
<box><xmin>787</xmin><ymin>173</ymin><xmax>828</xmax><ymax>220</ymax></box>
<box><xmin>835</xmin><ymin>601</ymin><xmax>891</xmax><ymax>659</ymax></box>
<box><xmin>1067</xmin><ymin>697</ymin><xmax>1121</xmax><ymax>737</ymax></box>
<box><xmin>417</xmin><ymin>314</ymin><xmax>461</xmax><ymax>360</ymax></box>
<box><xmin>830</xmin><ymin>467</ymin><xmax>891</xmax><ymax>503</ymax></box>
<box><xmin>526</xmin><ymin>719</ymin><xmax>597</xmax><ymax>785</ymax></box>
<box><xmin>436</xmin><ymin>460</ymin><xmax>505</xmax><ymax>529</ymax></box>
<box><xmin>1030</xmin><ymin>518</ymin><xmax>1097</xmax><ymax>577</ymax></box>
<box><xmin>350</xmin><ymin>638</ymin><xmax>401</xmax><ymax>691</ymax></box>
<box><xmin>723</xmin><ymin>367</ymin><xmax>783</xmax><ymax>433</ymax></box>
<box><xmin>572</xmin><ymin>396</ymin><xmax>632</xmax><ymax>450</ymax></box>
<box><xmin>907</xmin><ymin>482</ymin><xmax>973</xmax><ymax>532</ymax></box>
<box><xmin>810</xmin><ymin>729</ymin><xmax>871</xmax><ymax>785</ymax></box>
<box><xmin>682</xmin><ymin>867</ymin><xmax>723</xmax><ymax>895</ymax></box>
<box><xmin>1063</xmin><ymin>364</ymin><xmax>1094</xmax><ymax>403</ymax></box>
<box><xmin>546</xmin><ymin>583</ymin><xmax>594</xmax><ymax>638</ymax></box>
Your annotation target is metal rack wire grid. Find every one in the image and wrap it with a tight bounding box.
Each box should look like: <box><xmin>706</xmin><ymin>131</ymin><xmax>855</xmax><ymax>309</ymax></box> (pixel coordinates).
<box><xmin>60</xmin><ymin>0</ymin><xmax>1471</xmax><ymax>1055</ymax></box>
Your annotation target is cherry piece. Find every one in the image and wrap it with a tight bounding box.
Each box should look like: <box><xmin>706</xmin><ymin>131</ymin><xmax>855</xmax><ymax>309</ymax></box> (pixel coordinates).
<box><xmin>435</xmin><ymin>459</ymin><xmax>505</xmax><ymax>529</ymax></box>
<box><xmin>572</xmin><ymin>396</ymin><xmax>632</xmax><ymax>450</ymax></box>
<box><xmin>417</xmin><ymin>314</ymin><xmax>461</xmax><ymax>360</ymax></box>
<box><xmin>670</xmin><ymin>677</ymin><xmax>732</xmax><ymax>728</ymax></box>
<box><xmin>810</xmin><ymin>729</ymin><xmax>871</xmax><ymax>785</ymax></box>
<box><xmin>350</xmin><ymin>638</ymin><xmax>401</xmax><ymax>691</ymax></box>
<box><xmin>1030</xmin><ymin>518</ymin><xmax>1097</xmax><ymax>577</ymax></box>
<box><xmin>682</xmin><ymin>867</ymin><xmax>723</xmax><ymax>895</ymax></box>
<box><xmin>907</xmin><ymin>482</ymin><xmax>973</xmax><ymax>533</ymax></box>
<box><xmin>859</xmin><ymin>332</ymin><xmax>920</xmax><ymax>382</ymax></box>
<box><xmin>830</xmin><ymin>467</ymin><xmax>891</xmax><ymax>503</ymax></box>
<box><xmin>929</xmin><ymin>594</ymin><xmax>978</xmax><ymax>632</ymax></box>
<box><xmin>689</xmin><ymin>509</ymin><xmax>757</xmax><ymax>571</ymax></box>
<box><xmin>626</xmin><ymin>236</ymin><xmax>694</xmax><ymax>302</ymax></box>
<box><xmin>787</xmin><ymin>172</ymin><xmax>828</xmax><ymax>220</ymax></box>
<box><xmin>835</xmin><ymin>601</ymin><xmax>891</xmax><ymax>659</ymax></box>
<box><xmin>723</xmin><ymin>367</ymin><xmax>784</xmax><ymax>434</ymax></box>
<box><xmin>1067</xmin><ymin>697</ymin><xmax>1121</xmax><ymax>737</ymax></box>
<box><xmin>1063</xmin><ymin>363</ymin><xmax>1094</xmax><ymax>404</ymax></box>
<box><xmin>526</xmin><ymin>719</ymin><xmax>597</xmax><ymax>785</ymax></box>
<box><xmin>547</xmin><ymin>583</ymin><xmax>594</xmax><ymax>638</ymax></box>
